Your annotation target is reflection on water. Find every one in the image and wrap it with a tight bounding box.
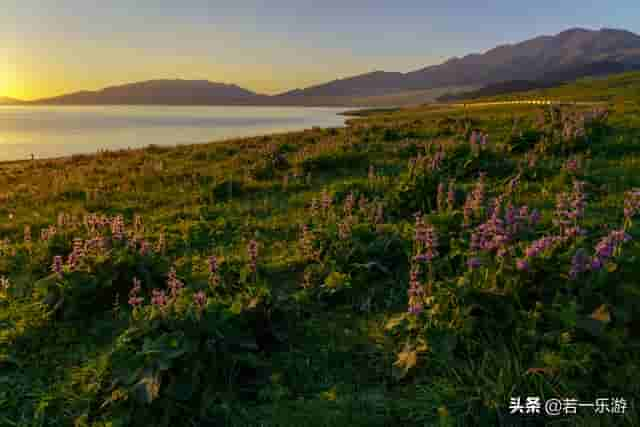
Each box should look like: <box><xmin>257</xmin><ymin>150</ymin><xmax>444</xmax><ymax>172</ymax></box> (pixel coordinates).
<box><xmin>0</xmin><ymin>105</ymin><xmax>348</xmax><ymax>161</ymax></box>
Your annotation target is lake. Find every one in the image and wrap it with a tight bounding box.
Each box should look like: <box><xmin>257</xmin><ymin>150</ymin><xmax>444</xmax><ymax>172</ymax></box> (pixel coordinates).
<box><xmin>0</xmin><ymin>105</ymin><xmax>349</xmax><ymax>162</ymax></box>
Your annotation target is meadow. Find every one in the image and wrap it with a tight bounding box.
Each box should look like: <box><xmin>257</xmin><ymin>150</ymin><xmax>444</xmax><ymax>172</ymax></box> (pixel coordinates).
<box><xmin>1</xmin><ymin>72</ymin><xmax>640</xmax><ymax>426</ymax></box>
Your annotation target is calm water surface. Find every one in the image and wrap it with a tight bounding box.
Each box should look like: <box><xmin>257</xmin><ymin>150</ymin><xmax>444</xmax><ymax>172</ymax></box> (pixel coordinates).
<box><xmin>0</xmin><ymin>105</ymin><xmax>349</xmax><ymax>162</ymax></box>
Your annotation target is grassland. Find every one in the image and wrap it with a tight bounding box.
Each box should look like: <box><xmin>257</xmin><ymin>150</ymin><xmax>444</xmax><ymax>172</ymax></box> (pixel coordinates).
<box><xmin>479</xmin><ymin>71</ymin><xmax>640</xmax><ymax>105</ymax></box>
<box><xmin>1</xmin><ymin>73</ymin><xmax>640</xmax><ymax>426</ymax></box>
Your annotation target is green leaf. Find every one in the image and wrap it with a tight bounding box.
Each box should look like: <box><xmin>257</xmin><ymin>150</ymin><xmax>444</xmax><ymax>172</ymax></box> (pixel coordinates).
<box><xmin>384</xmin><ymin>314</ymin><xmax>407</xmax><ymax>331</ymax></box>
<box><xmin>230</xmin><ymin>300</ymin><xmax>243</xmax><ymax>315</ymax></box>
<box><xmin>132</xmin><ymin>368</ymin><xmax>161</xmax><ymax>405</ymax></box>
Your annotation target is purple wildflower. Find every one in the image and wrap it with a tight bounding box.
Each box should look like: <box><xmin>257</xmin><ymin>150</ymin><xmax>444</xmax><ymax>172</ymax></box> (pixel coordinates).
<box><xmin>338</xmin><ymin>218</ymin><xmax>352</xmax><ymax>240</ymax></box>
<box><xmin>167</xmin><ymin>267</ymin><xmax>184</xmax><ymax>298</ymax></box>
<box><xmin>52</xmin><ymin>256</ymin><xmax>63</xmax><ymax>276</ymax></box>
<box><xmin>321</xmin><ymin>189</ymin><xmax>332</xmax><ymax>216</ymax></box>
<box><xmin>467</xmin><ymin>257</ymin><xmax>482</xmax><ymax>270</ymax></box>
<box><xmin>414</xmin><ymin>215</ymin><xmax>439</xmax><ymax>261</ymax></box>
<box><xmin>111</xmin><ymin>215</ymin><xmax>125</xmax><ymax>241</ymax></box>
<box><xmin>343</xmin><ymin>192</ymin><xmax>356</xmax><ymax>217</ymax></box>
<box><xmin>128</xmin><ymin>277</ymin><xmax>144</xmax><ymax>307</ymax></box>
<box><xmin>407</xmin><ymin>265</ymin><xmax>424</xmax><ymax>315</ymax></box>
<box><xmin>247</xmin><ymin>239</ymin><xmax>258</xmax><ymax>273</ymax></box>
<box><xmin>193</xmin><ymin>291</ymin><xmax>207</xmax><ymax>310</ymax></box>
<box><xmin>624</xmin><ymin>189</ymin><xmax>640</xmax><ymax>221</ymax></box>
<box><xmin>151</xmin><ymin>289</ymin><xmax>167</xmax><ymax>307</ymax></box>
<box><xmin>569</xmin><ymin>249</ymin><xmax>589</xmax><ymax>279</ymax></box>
<box><xmin>529</xmin><ymin>209</ymin><xmax>541</xmax><ymax>227</ymax></box>
<box><xmin>516</xmin><ymin>259</ymin><xmax>530</xmax><ymax>271</ymax></box>
<box><xmin>437</xmin><ymin>182</ymin><xmax>446</xmax><ymax>212</ymax></box>
<box><xmin>447</xmin><ymin>181</ymin><xmax>456</xmax><ymax>210</ymax></box>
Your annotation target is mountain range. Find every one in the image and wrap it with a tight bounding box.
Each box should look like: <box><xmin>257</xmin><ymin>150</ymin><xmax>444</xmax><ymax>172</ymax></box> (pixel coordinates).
<box><xmin>4</xmin><ymin>27</ymin><xmax>640</xmax><ymax>107</ymax></box>
<box><xmin>0</xmin><ymin>97</ymin><xmax>20</xmax><ymax>105</ymax></box>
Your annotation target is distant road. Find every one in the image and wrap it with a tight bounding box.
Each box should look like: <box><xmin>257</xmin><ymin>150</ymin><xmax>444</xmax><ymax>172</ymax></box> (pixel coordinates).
<box><xmin>449</xmin><ymin>99</ymin><xmax>605</xmax><ymax>108</ymax></box>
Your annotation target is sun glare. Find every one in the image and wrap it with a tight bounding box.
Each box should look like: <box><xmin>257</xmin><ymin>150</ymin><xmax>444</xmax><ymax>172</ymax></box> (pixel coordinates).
<box><xmin>1</xmin><ymin>69</ymin><xmax>18</xmax><ymax>99</ymax></box>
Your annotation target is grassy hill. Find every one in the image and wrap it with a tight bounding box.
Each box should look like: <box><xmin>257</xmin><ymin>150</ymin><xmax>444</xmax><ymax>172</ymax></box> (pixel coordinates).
<box><xmin>1</xmin><ymin>74</ymin><xmax>640</xmax><ymax>426</ymax></box>
<box><xmin>470</xmin><ymin>71</ymin><xmax>640</xmax><ymax>104</ymax></box>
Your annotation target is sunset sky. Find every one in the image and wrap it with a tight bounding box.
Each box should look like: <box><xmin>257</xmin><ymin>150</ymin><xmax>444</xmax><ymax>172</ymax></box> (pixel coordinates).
<box><xmin>3</xmin><ymin>0</ymin><xmax>640</xmax><ymax>100</ymax></box>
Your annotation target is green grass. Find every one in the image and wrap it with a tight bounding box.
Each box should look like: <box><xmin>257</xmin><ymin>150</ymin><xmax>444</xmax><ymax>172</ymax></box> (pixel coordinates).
<box><xmin>1</xmin><ymin>72</ymin><xmax>640</xmax><ymax>426</ymax></box>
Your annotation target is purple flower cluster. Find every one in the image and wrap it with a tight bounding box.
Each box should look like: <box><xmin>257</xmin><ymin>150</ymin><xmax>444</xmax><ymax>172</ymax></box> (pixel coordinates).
<box><xmin>128</xmin><ymin>277</ymin><xmax>144</xmax><ymax>307</ymax></box>
<box><xmin>470</xmin><ymin>206</ymin><xmax>510</xmax><ymax>257</ymax></box>
<box><xmin>84</xmin><ymin>213</ymin><xmax>114</xmax><ymax>234</ymax></box>
<box><xmin>208</xmin><ymin>255</ymin><xmax>220</xmax><ymax>288</ymax></box>
<box><xmin>447</xmin><ymin>181</ymin><xmax>456</xmax><ymax>210</ymax></box>
<box><xmin>338</xmin><ymin>218</ymin><xmax>353</xmax><ymax>240</ymax></box>
<box><xmin>554</xmin><ymin>180</ymin><xmax>587</xmax><ymax>235</ymax></box>
<box><xmin>343</xmin><ymin>192</ymin><xmax>356</xmax><ymax>217</ymax></box>
<box><xmin>524</xmin><ymin>235</ymin><xmax>562</xmax><ymax>259</ymax></box>
<box><xmin>624</xmin><ymin>189</ymin><xmax>640</xmax><ymax>220</ymax></box>
<box><xmin>151</xmin><ymin>289</ymin><xmax>168</xmax><ymax>307</ymax></box>
<box><xmin>111</xmin><ymin>215</ymin><xmax>125</xmax><ymax>241</ymax></box>
<box><xmin>193</xmin><ymin>291</ymin><xmax>207</xmax><ymax>310</ymax></box>
<box><xmin>138</xmin><ymin>239</ymin><xmax>150</xmax><ymax>256</ymax></box>
<box><xmin>67</xmin><ymin>238</ymin><xmax>86</xmax><ymax>271</ymax></box>
<box><xmin>414</xmin><ymin>215</ymin><xmax>438</xmax><ymax>262</ymax></box>
<box><xmin>437</xmin><ymin>182</ymin><xmax>446</xmax><ymax>212</ymax></box>
<box><xmin>52</xmin><ymin>256</ymin><xmax>63</xmax><ymax>276</ymax></box>
<box><xmin>430</xmin><ymin>150</ymin><xmax>445</xmax><ymax>172</ymax></box>
<box><xmin>299</xmin><ymin>224</ymin><xmax>317</xmax><ymax>259</ymax></box>
<box><xmin>467</xmin><ymin>257</ymin><xmax>482</xmax><ymax>270</ymax></box>
<box><xmin>506</xmin><ymin>174</ymin><xmax>521</xmax><ymax>196</ymax></box>
<box><xmin>407</xmin><ymin>265</ymin><xmax>424</xmax><ymax>315</ymax></box>
<box><xmin>321</xmin><ymin>189</ymin><xmax>332</xmax><ymax>217</ymax></box>
<box><xmin>569</xmin><ymin>248</ymin><xmax>590</xmax><ymax>279</ymax></box>
<box><xmin>564</xmin><ymin>157</ymin><xmax>580</xmax><ymax>173</ymax></box>
<box><xmin>516</xmin><ymin>235</ymin><xmax>564</xmax><ymax>272</ymax></box>
<box><xmin>592</xmin><ymin>229</ymin><xmax>631</xmax><ymax>270</ymax></box>
<box><xmin>463</xmin><ymin>174</ymin><xmax>486</xmax><ymax>226</ymax></box>
<box><xmin>167</xmin><ymin>267</ymin><xmax>184</xmax><ymax>298</ymax></box>
<box><xmin>470</xmin><ymin>131</ymin><xmax>489</xmax><ymax>154</ymax></box>
<box><xmin>516</xmin><ymin>259</ymin><xmax>530</xmax><ymax>271</ymax></box>
<box><xmin>247</xmin><ymin>239</ymin><xmax>259</xmax><ymax>273</ymax></box>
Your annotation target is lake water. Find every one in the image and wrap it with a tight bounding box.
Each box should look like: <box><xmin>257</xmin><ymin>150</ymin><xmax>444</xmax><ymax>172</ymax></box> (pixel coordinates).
<box><xmin>0</xmin><ymin>105</ymin><xmax>349</xmax><ymax>162</ymax></box>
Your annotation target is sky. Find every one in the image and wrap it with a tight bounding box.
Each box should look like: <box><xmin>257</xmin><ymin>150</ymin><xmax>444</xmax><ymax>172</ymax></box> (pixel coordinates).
<box><xmin>2</xmin><ymin>0</ymin><xmax>640</xmax><ymax>100</ymax></box>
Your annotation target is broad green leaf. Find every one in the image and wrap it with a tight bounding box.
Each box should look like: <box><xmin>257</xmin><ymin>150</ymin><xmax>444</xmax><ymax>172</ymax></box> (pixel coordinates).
<box><xmin>384</xmin><ymin>314</ymin><xmax>407</xmax><ymax>331</ymax></box>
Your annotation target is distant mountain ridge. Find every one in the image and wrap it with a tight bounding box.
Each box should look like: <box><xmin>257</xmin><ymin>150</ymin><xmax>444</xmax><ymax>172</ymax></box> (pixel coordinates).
<box><xmin>0</xmin><ymin>97</ymin><xmax>21</xmax><ymax>105</ymax></box>
<box><xmin>277</xmin><ymin>28</ymin><xmax>640</xmax><ymax>103</ymax></box>
<box><xmin>10</xmin><ymin>27</ymin><xmax>640</xmax><ymax>106</ymax></box>
<box><xmin>437</xmin><ymin>60</ymin><xmax>640</xmax><ymax>101</ymax></box>
<box><xmin>30</xmin><ymin>79</ymin><xmax>268</xmax><ymax>106</ymax></box>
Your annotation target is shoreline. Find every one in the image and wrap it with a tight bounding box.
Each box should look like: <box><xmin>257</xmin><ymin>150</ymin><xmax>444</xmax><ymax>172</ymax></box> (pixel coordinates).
<box><xmin>0</xmin><ymin>122</ymin><xmax>353</xmax><ymax>166</ymax></box>
<box><xmin>0</xmin><ymin>106</ymin><xmax>363</xmax><ymax>165</ymax></box>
